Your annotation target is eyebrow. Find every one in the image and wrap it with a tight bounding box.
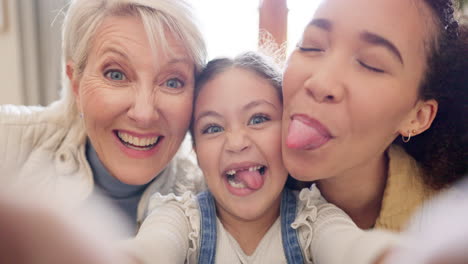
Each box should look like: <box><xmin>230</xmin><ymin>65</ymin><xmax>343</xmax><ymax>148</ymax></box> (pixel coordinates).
<box><xmin>360</xmin><ymin>31</ymin><xmax>404</xmax><ymax>65</ymax></box>
<box><xmin>243</xmin><ymin>99</ymin><xmax>278</xmax><ymax>111</ymax></box>
<box><xmin>100</xmin><ymin>47</ymin><xmax>130</xmax><ymax>61</ymax></box>
<box><xmin>195</xmin><ymin>99</ymin><xmax>278</xmax><ymax>124</ymax></box>
<box><xmin>167</xmin><ymin>57</ymin><xmax>193</xmax><ymax>66</ymax></box>
<box><xmin>195</xmin><ymin>110</ymin><xmax>223</xmax><ymax>124</ymax></box>
<box><xmin>100</xmin><ymin>47</ymin><xmax>192</xmax><ymax>67</ymax></box>
<box><xmin>308</xmin><ymin>18</ymin><xmax>333</xmax><ymax>31</ymax></box>
<box><xmin>307</xmin><ymin>18</ymin><xmax>404</xmax><ymax>66</ymax></box>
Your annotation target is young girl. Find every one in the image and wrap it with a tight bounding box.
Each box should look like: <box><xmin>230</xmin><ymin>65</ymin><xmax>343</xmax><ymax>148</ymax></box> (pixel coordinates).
<box><xmin>124</xmin><ymin>52</ymin><xmax>398</xmax><ymax>264</ymax></box>
<box><xmin>281</xmin><ymin>0</ymin><xmax>467</xmax><ymax>231</ymax></box>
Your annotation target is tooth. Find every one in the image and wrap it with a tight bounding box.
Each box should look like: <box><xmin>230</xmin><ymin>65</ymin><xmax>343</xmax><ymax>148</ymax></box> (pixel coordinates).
<box><xmin>118</xmin><ymin>132</ymin><xmax>126</xmax><ymax>143</ymax></box>
<box><xmin>228</xmin><ymin>177</ymin><xmax>246</xmax><ymax>188</ymax></box>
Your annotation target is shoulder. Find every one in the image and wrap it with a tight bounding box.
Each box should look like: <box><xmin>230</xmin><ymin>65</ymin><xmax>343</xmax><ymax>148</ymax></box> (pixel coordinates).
<box><xmin>292</xmin><ymin>186</ymin><xmax>353</xmax><ymax>262</ymax></box>
<box><xmin>146</xmin><ymin>191</ymin><xmax>201</xmax><ymax>235</ymax></box>
<box><xmin>376</xmin><ymin>145</ymin><xmax>438</xmax><ymax>231</ymax></box>
<box><xmin>0</xmin><ymin>101</ymin><xmax>89</xmax><ymax>189</ymax></box>
<box><xmin>147</xmin><ymin>191</ymin><xmax>200</xmax><ymax>214</ymax></box>
<box><xmin>140</xmin><ymin>192</ymin><xmax>201</xmax><ymax>261</ymax></box>
<box><xmin>1</xmin><ymin>100</ymin><xmax>68</xmax><ymax>127</ymax></box>
<box><xmin>0</xmin><ymin>101</ymin><xmax>84</xmax><ymax>146</ymax></box>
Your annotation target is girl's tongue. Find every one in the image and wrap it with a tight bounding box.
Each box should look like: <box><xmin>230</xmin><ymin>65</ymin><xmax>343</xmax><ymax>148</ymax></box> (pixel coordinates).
<box><xmin>286</xmin><ymin>119</ymin><xmax>330</xmax><ymax>150</ymax></box>
<box><xmin>233</xmin><ymin>170</ymin><xmax>264</xmax><ymax>190</ymax></box>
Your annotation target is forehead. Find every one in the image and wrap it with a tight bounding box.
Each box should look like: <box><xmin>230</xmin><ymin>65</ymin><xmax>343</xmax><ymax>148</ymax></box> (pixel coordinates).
<box><xmin>313</xmin><ymin>0</ymin><xmax>433</xmax><ymax>58</ymax></box>
<box><xmin>90</xmin><ymin>15</ymin><xmax>193</xmax><ymax>65</ymax></box>
<box><xmin>196</xmin><ymin>68</ymin><xmax>280</xmax><ymax>107</ymax></box>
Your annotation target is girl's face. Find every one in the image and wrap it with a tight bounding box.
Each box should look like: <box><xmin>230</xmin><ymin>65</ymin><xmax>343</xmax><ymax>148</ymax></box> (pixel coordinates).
<box><xmin>194</xmin><ymin>68</ymin><xmax>287</xmax><ymax>221</ymax></box>
<box><xmin>70</xmin><ymin>16</ymin><xmax>195</xmax><ymax>185</ymax></box>
<box><xmin>282</xmin><ymin>0</ymin><xmax>437</xmax><ymax>181</ymax></box>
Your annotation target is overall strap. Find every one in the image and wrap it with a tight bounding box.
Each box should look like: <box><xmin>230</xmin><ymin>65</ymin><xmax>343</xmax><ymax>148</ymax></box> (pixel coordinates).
<box><xmin>281</xmin><ymin>188</ymin><xmax>305</xmax><ymax>264</ymax></box>
<box><xmin>197</xmin><ymin>191</ymin><xmax>217</xmax><ymax>264</ymax></box>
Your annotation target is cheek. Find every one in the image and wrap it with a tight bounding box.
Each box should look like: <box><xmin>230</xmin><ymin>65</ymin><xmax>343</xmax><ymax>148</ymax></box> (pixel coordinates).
<box><xmin>195</xmin><ymin>141</ymin><xmax>220</xmax><ymax>186</ymax></box>
<box><xmin>282</xmin><ymin>56</ymin><xmax>308</xmax><ymax>104</ymax></box>
<box><xmin>80</xmin><ymin>85</ymin><xmax>130</xmax><ymax>124</ymax></box>
<box><xmin>261</xmin><ymin>125</ymin><xmax>285</xmax><ymax>167</ymax></box>
<box><xmin>282</xmin><ymin>68</ymin><xmax>297</xmax><ymax>103</ymax></box>
<box><xmin>349</xmin><ymin>85</ymin><xmax>415</xmax><ymax>134</ymax></box>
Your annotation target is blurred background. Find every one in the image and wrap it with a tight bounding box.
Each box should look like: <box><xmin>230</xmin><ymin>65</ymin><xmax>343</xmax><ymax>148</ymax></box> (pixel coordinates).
<box><xmin>0</xmin><ymin>0</ymin><xmax>467</xmax><ymax>106</ymax></box>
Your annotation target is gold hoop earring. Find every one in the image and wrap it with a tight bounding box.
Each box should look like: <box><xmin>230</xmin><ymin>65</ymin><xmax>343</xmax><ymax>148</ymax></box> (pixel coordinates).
<box><xmin>402</xmin><ymin>129</ymin><xmax>416</xmax><ymax>143</ymax></box>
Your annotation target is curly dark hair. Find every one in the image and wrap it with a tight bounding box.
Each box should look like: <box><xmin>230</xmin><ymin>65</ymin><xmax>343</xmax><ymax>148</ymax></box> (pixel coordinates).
<box><xmin>395</xmin><ymin>0</ymin><xmax>468</xmax><ymax>189</ymax></box>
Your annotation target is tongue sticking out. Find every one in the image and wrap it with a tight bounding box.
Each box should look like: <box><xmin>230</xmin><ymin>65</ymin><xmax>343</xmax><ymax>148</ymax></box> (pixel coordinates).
<box><xmin>286</xmin><ymin>119</ymin><xmax>329</xmax><ymax>150</ymax></box>
<box><xmin>235</xmin><ymin>170</ymin><xmax>264</xmax><ymax>190</ymax></box>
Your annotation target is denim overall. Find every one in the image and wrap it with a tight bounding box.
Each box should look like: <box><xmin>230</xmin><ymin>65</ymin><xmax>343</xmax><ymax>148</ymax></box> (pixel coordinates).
<box><xmin>197</xmin><ymin>188</ymin><xmax>305</xmax><ymax>264</ymax></box>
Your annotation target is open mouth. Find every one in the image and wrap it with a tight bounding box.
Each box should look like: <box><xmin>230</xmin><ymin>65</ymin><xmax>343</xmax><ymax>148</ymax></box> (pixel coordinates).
<box><xmin>224</xmin><ymin>165</ymin><xmax>267</xmax><ymax>190</ymax></box>
<box><xmin>115</xmin><ymin>130</ymin><xmax>162</xmax><ymax>151</ymax></box>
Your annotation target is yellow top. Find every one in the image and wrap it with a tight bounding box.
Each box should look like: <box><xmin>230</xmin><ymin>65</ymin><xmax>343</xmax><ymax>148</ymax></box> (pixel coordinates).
<box><xmin>374</xmin><ymin>145</ymin><xmax>438</xmax><ymax>231</ymax></box>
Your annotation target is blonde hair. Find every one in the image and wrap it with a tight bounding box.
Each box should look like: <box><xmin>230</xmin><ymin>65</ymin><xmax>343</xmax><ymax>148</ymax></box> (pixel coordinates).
<box><xmin>60</xmin><ymin>0</ymin><xmax>206</xmax><ymax>119</ymax></box>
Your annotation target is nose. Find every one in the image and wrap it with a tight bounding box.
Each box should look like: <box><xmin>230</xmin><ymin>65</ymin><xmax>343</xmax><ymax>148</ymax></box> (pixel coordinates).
<box><xmin>225</xmin><ymin>128</ymin><xmax>251</xmax><ymax>153</ymax></box>
<box><xmin>127</xmin><ymin>86</ymin><xmax>160</xmax><ymax>128</ymax></box>
<box><xmin>303</xmin><ymin>59</ymin><xmax>345</xmax><ymax>104</ymax></box>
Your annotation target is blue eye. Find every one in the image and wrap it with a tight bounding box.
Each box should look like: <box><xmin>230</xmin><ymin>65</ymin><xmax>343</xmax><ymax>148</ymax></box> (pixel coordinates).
<box><xmin>105</xmin><ymin>70</ymin><xmax>126</xmax><ymax>81</ymax></box>
<box><xmin>202</xmin><ymin>124</ymin><xmax>224</xmax><ymax>134</ymax></box>
<box><xmin>248</xmin><ymin>114</ymin><xmax>270</xmax><ymax>125</ymax></box>
<box><xmin>165</xmin><ymin>78</ymin><xmax>184</xmax><ymax>89</ymax></box>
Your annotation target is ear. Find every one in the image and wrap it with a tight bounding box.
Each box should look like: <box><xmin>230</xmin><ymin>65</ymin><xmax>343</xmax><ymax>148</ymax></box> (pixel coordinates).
<box><xmin>66</xmin><ymin>61</ymin><xmax>82</xmax><ymax>110</ymax></box>
<box><xmin>399</xmin><ymin>99</ymin><xmax>438</xmax><ymax>137</ymax></box>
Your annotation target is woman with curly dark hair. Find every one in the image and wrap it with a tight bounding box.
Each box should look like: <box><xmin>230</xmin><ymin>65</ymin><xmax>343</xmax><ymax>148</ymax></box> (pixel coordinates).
<box><xmin>281</xmin><ymin>0</ymin><xmax>467</xmax><ymax>231</ymax></box>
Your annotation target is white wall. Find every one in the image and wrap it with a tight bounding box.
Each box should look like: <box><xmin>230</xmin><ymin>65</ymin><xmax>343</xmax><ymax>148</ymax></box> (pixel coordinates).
<box><xmin>0</xmin><ymin>0</ymin><xmax>23</xmax><ymax>105</ymax></box>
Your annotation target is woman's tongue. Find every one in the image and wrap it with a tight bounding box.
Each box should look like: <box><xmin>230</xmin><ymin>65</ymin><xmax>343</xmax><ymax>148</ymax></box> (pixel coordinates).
<box><xmin>232</xmin><ymin>170</ymin><xmax>264</xmax><ymax>190</ymax></box>
<box><xmin>286</xmin><ymin>119</ymin><xmax>329</xmax><ymax>150</ymax></box>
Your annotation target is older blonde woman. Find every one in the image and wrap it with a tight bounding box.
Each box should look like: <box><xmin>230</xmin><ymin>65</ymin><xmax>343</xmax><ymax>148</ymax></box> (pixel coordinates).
<box><xmin>0</xmin><ymin>0</ymin><xmax>206</xmax><ymax>232</ymax></box>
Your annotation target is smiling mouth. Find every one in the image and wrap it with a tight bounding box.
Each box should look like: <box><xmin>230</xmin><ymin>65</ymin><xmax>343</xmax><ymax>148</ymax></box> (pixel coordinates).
<box><xmin>224</xmin><ymin>165</ymin><xmax>267</xmax><ymax>189</ymax></box>
<box><xmin>115</xmin><ymin>131</ymin><xmax>162</xmax><ymax>151</ymax></box>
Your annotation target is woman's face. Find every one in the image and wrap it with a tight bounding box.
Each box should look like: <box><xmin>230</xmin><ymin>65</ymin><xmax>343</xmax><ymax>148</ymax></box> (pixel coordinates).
<box><xmin>282</xmin><ymin>0</ymin><xmax>435</xmax><ymax>181</ymax></box>
<box><xmin>70</xmin><ymin>16</ymin><xmax>195</xmax><ymax>185</ymax></box>
<box><xmin>193</xmin><ymin>68</ymin><xmax>287</xmax><ymax>221</ymax></box>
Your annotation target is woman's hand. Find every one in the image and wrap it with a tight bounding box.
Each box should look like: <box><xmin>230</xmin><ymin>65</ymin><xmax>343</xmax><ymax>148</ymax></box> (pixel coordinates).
<box><xmin>0</xmin><ymin>194</ymin><xmax>134</xmax><ymax>264</ymax></box>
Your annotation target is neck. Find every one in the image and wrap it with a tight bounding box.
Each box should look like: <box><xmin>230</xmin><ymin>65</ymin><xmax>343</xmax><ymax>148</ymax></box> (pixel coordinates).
<box><xmin>317</xmin><ymin>153</ymin><xmax>389</xmax><ymax>229</ymax></box>
<box><xmin>217</xmin><ymin>198</ymin><xmax>280</xmax><ymax>255</ymax></box>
